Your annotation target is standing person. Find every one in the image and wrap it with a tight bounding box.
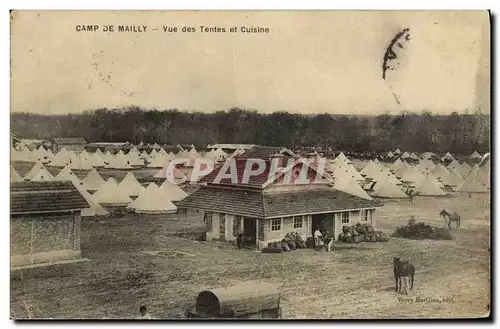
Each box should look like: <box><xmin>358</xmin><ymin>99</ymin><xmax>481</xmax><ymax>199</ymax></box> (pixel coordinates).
<box><xmin>137</xmin><ymin>305</ymin><xmax>152</xmax><ymax>319</ymax></box>
<box><xmin>236</xmin><ymin>233</ymin><xmax>243</xmax><ymax>249</ymax></box>
<box><xmin>313</xmin><ymin>227</ymin><xmax>323</xmax><ymax>248</ymax></box>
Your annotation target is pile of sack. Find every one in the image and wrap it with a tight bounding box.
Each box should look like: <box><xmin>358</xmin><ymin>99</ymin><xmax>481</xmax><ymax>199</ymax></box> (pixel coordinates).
<box><xmin>338</xmin><ymin>223</ymin><xmax>390</xmax><ymax>243</ymax></box>
<box><xmin>261</xmin><ymin>232</ymin><xmax>307</xmax><ymax>253</ymax></box>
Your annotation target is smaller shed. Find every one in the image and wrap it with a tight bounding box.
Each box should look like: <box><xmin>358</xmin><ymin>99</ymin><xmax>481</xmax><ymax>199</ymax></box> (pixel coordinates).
<box><xmin>10</xmin><ymin>181</ymin><xmax>90</xmax><ymax>268</ymax></box>
<box><xmin>52</xmin><ymin>138</ymin><xmax>87</xmax><ymax>153</ymax></box>
<box><xmin>187</xmin><ymin>281</ymin><xmax>281</xmax><ymax>319</ymax></box>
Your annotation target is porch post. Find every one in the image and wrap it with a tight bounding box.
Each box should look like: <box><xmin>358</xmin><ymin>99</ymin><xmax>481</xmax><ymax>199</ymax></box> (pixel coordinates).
<box><xmin>255</xmin><ymin>219</ymin><xmax>259</xmax><ymax>249</ymax></box>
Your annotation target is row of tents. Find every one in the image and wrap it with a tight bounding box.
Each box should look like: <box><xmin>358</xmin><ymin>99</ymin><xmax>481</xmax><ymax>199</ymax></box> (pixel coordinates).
<box><xmin>11</xmin><ymin>145</ymin><xmax>234</xmax><ymax>170</ymax></box>
<box><xmin>319</xmin><ymin>151</ymin><xmax>490</xmax><ymax>200</ymax></box>
<box><xmin>11</xmin><ymin>163</ymin><xmax>189</xmax><ymax>216</ymax></box>
<box><xmin>385</xmin><ymin>149</ymin><xmax>487</xmax><ymax>162</ymax></box>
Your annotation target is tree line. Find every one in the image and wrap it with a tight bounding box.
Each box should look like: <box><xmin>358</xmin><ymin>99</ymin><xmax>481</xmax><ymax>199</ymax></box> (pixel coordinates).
<box><xmin>10</xmin><ymin>107</ymin><xmax>490</xmax><ymax>155</ymax></box>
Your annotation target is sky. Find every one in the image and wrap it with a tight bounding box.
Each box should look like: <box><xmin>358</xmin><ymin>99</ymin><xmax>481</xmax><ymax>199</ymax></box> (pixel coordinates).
<box><xmin>10</xmin><ymin>11</ymin><xmax>490</xmax><ymax>115</ymax></box>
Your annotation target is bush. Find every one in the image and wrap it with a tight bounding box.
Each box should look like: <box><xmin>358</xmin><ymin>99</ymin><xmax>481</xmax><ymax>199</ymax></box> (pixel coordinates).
<box><xmin>392</xmin><ymin>218</ymin><xmax>453</xmax><ymax>240</ymax></box>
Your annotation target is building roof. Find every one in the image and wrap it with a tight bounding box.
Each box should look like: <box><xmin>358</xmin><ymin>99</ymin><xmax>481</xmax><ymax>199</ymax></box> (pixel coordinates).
<box><xmin>11</xmin><ymin>181</ymin><xmax>90</xmax><ymax>215</ymax></box>
<box><xmin>236</xmin><ymin>145</ymin><xmax>295</xmax><ymax>160</ymax></box>
<box><xmin>206</xmin><ymin>144</ymin><xmax>256</xmax><ymax>150</ymax></box>
<box><xmin>52</xmin><ymin>137</ymin><xmax>87</xmax><ymax>145</ymax></box>
<box><xmin>176</xmin><ymin>186</ymin><xmax>382</xmax><ymax>219</ymax></box>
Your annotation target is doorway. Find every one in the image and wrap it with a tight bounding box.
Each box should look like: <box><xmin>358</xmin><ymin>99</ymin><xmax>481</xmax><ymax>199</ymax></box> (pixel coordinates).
<box><xmin>242</xmin><ymin>217</ymin><xmax>257</xmax><ymax>248</ymax></box>
<box><xmin>312</xmin><ymin>213</ymin><xmax>334</xmax><ymax>236</ymax></box>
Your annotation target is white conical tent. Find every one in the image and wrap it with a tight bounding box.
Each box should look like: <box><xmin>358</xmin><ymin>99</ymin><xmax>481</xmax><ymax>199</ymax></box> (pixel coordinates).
<box><xmin>412</xmin><ymin>171</ymin><xmax>446</xmax><ymax>196</ymax></box>
<box><xmin>448</xmin><ymin>160</ymin><xmax>470</xmax><ymax>178</ymax></box>
<box><xmin>393</xmin><ymin>161</ymin><xmax>411</xmax><ymax>179</ymax></box>
<box><xmin>158</xmin><ymin>179</ymin><xmax>188</xmax><ymax>202</ymax></box>
<box><xmin>371</xmin><ymin>177</ymin><xmax>407</xmax><ymax>198</ymax></box>
<box><xmin>360</xmin><ymin>160</ymin><xmax>377</xmax><ymax>177</ymax></box>
<box><xmin>48</xmin><ymin>148</ymin><xmax>71</xmax><ymax>167</ymax></box>
<box><xmin>10</xmin><ymin>147</ymin><xmax>19</xmax><ymax>162</ymax></box>
<box><xmin>391</xmin><ymin>158</ymin><xmax>404</xmax><ymax>171</ymax></box>
<box><xmin>423</xmin><ymin>170</ymin><xmax>443</xmax><ymax>188</ymax></box>
<box><xmin>80</xmin><ymin>150</ymin><xmax>91</xmax><ymax>161</ymax></box>
<box><xmin>373</xmin><ymin>159</ymin><xmax>381</xmax><ymax>165</ymax></box>
<box><xmin>457</xmin><ymin>164</ymin><xmax>489</xmax><ymax>193</ymax></box>
<box><xmin>30</xmin><ymin>166</ymin><xmax>54</xmax><ymax>182</ymax></box>
<box><xmin>126</xmin><ymin>182</ymin><xmax>157</xmax><ymax>210</ymax></box>
<box><xmin>54</xmin><ymin>164</ymin><xmax>81</xmax><ymax>184</ymax></box>
<box><xmin>386</xmin><ymin>151</ymin><xmax>395</xmax><ymax>158</ymax></box>
<box><xmin>432</xmin><ymin>163</ymin><xmax>451</xmax><ymax>182</ymax></box>
<box><xmin>211</xmin><ymin>147</ymin><xmax>227</xmax><ymax>162</ymax></box>
<box><xmin>441</xmin><ymin>152</ymin><xmax>455</xmax><ymax>162</ymax></box>
<box><xmin>93</xmin><ymin>177</ymin><xmax>132</xmax><ymax>206</ymax></box>
<box><xmin>334</xmin><ymin>152</ymin><xmax>352</xmax><ymax>164</ymax></box>
<box><xmin>118</xmin><ymin>172</ymin><xmax>145</xmax><ymax>197</ymax></box>
<box><xmin>334</xmin><ymin>161</ymin><xmax>364</xmax><ymax>182</ymax></box>
<box><xmin>74</xmin><ymin>152</ymin><xmax>94</xmax><ymax>170</ymax></box>
<box><xmin>103</xmin><ymin>151</ymin><xmax>115</xmax><ymax>167</ymax></box>
<box><xmin>157</xmin><ymin>148</ymin><xmax>167</xmax><ymax>156</ymax></box>
<box><xmin>35</xmin><ymin>145</ymin><xmax>52</xmax><ymax>163</ymax></box>
<box><xmin>150</xmin><ymin>149</ymin><xmax>158</xmax><ymax>157</ymax></box>
<box><xmin>91</xmin><ymin>152</ymin><xmax>106</xmax><ymax>167</ymax></box>
<box><xmin>332</xmin><ymin>169</ymin><xmax>373</xmax><ymax>200</ymax></box>
<box><xmin>176</xmin><ymin>149</ymin><xmax>190</xmax><ymax>159</ymax></box>
<box><xmin>127</xmin><ymin>183</ymin><xmax>177</xmax><ymax>214</ymax></box>
<box><xmin>82</xmin><ymin>168</ymin><xmax>105</xmax><ymax>191</ymax></box>
<box><xmin>73</xmin><ymin>181</ymin><xmax>109</xmax><ymax>217</ymax></box>
<box><xmin>18</xmin><ymin>149</ymin><xmax>34</xmax><ymax>162</ymax></box>
<box><xmin>470</xmin><ymin>151</ymin><xmax>482</xmax><ymax>159</ymax></box>
<box><xmin>394</xmin><ymin>148</ymin><xmax>402</xmax><ymax>155</ymax></box>
<box><xmin>127</xmin><ymin>149</ymin><xmax>144</xmax><ymax>166</ymax></box>
<box><xmin>417</xmin><ymin>160</ymin><xmax>433</xmax><ymax>173</ymax></box>
<box><xmin>461</xmin><ymin>161</ymin><xmax>471</xmax><ymax>172</ymax></box>
<box><xmin>10</xmin><ymin>166</ymin><xmax>24</xmax><ymax>182</ymax></box>
<box><xmin>111</xmin><ymin>151</ymin><xmax>133</xmax><ymax>169</ymax></box>
<box><xmin>147</xmin><ymin>153</ymin><xmax>172</xmax><ymax>168</ymax></box>
<box><xmin>374</xmin><ymin>167</ymin><xmax>402</xmax><ymax>187</ymax></box>
<box><xmin>24</xmin><ymin>161</ymin><xmax>46</xmax><ymax>180</ymax></box>
<box><xmin>442</xmin><ymin>168</ymin><xmax>464</xmax><ymax>188</ymax></box>
<box><xmin>95</xmin><ymin>148</ymin><xmax>105</xmax><ymax>157</ymax></box>
<box><xmin>399</xmin><ymin>165</ymin><xmax>425</xmax><ymax>183</ymax></box>
<box><xmin>409</xmin><ymin>152</ymin><xmax>419</xmax><ymax>160</ymax></box>
<box><xmin>400</xmin><ymin>151</ymin><xmax>411</xmax><ymax>159</ymax></box>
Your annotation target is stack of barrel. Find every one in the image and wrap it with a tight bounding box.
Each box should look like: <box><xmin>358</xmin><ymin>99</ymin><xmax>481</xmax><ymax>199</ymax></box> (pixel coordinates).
<box><xmin>338</xmin><ymin>222</ymin><xmax>390</xmax><ymax>243</ymax></box>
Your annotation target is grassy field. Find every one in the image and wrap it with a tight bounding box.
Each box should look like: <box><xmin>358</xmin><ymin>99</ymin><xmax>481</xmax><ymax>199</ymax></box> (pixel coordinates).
<box><xmin>10</xmin><ymin>190</ymin><xmax>490</xmax><ymax>319</ymax></box>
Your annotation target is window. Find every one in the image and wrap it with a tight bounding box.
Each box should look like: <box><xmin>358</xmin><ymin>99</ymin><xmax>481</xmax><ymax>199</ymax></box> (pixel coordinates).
<box><xmin>219</xmin><ymin>214</ymin><xmax>226</xmax><ymax>234</ymax></box>
<box><xmin>363</xmin><ymin>210</ymin><xmax>369</xmax><ymax>221</ymax></box>
<box><xmin>293</xmin><ymin>216</ymin><xmax>303</xmax><ymax>229</ymax></box>
<box><xmin>341</xmin><ymin>212</ymin><xmax>350</xmax><ymax>224</ymax></box>
<box><xmin>271</xmin><ymin>218</ymin><xmax>282</xmax><ymax>231</ymax></box>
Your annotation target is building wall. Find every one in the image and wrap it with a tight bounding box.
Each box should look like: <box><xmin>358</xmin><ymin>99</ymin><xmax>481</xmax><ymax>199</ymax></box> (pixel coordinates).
<box><xmin>257</xmin><ymin>215</ymin><xmax>312</xmax><ymax>249</ymax></box>
<box><xmin>205</xmin><ymin>212</ymin><xmax>237</xmax><ymax>242</ymax></box>
<box><xmin>10</xmin><ymin>212</ymin><xmax>82</xmax><ymax>267</ymax></box>
<box><xmin>203</xmin><ymin>209</ymin><xmax>376</xmax><ymax>249</ymax></box>
<box><xmin>54</xmin><ymin>143</ymin><xmax>86</xmax><ymax>153</ymax></box>
<box><xmin>333</xmin><ymin>209</ymin><xmax>375</xmax><ymax>241</ymax></box>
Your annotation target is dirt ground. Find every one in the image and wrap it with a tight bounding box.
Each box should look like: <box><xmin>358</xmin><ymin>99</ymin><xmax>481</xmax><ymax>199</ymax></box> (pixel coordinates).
<box><xmin>10</xmin><ymin>189</ymin><xmax>490</xmax><ymax>319</ymax></box>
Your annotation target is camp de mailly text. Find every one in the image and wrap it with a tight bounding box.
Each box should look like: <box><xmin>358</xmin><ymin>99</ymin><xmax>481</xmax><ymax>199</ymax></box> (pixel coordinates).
<box><xmin>75</xmin><ymin>25</ymin><xmax>270</xmax><ymax>33</ymax></box>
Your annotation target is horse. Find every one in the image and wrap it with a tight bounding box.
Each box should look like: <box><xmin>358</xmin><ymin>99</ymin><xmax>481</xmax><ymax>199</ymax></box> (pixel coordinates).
<box><xmin>398</xmin><ymin>261</ymin><xmax>412</xmax><ymax>295</ymax></box>
<box><xmin>439</xmin><ymin>209</ymin><xmax>461</xmax><ymax>229</ymax></box>
<box><xmin>393</xmin><ymin>257</ymin><xmax>415</xmax><ymax>293</ymax></box>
